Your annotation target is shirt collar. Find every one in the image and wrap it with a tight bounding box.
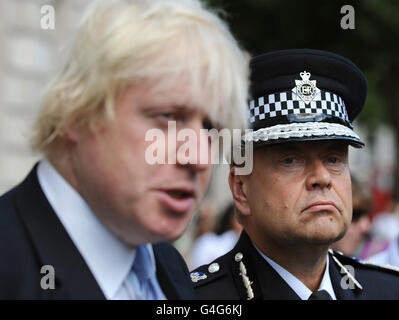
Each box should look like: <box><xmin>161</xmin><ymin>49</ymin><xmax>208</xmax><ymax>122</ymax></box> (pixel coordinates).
<box><xmin>253</xmin><ymin>242</ymin><xmax>336</xmax><ymax>300</ymax></box>
<box><xmin>37</xmin><ymin>159</ymin><xmax>140</xmax><ymax>299</ymax></box>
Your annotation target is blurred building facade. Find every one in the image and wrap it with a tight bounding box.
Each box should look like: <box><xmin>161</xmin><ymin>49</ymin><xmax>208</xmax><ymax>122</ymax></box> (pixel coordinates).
<box><xmin>0</xmin><ymin>0</ymin><xmax>87</xmax><ymax>193</ymax></box>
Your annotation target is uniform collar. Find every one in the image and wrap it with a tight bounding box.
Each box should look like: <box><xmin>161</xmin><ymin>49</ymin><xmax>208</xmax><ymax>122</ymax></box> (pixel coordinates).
<box><xmin>37</xmin><ymin>159</ymin><xmax>138</xmax><ymax>299</ymax></box>
<box><xmin>227</xmin><ymin>231</ymin><xmax>300</xmax><ymax>299</ymax></box>
<box><xmin>253</xmin><ymin>242</ymin><xmax>337</xmax><ymax>300</ymax></box>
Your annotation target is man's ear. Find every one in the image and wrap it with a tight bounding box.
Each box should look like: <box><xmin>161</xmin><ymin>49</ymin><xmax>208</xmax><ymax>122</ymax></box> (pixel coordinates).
<box><xmin>228</xmin><ymin>166</ymin><xmax>251</xmax><ymax>217</ymax></box>
<box><xmin>65</xmin><ymin>121</ymin><xmax>81</xmax><ymax>143</ymax></box>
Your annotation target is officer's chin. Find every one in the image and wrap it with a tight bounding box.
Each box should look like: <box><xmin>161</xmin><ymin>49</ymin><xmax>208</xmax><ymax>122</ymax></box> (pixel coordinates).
<box><xmin>307</xmin><ymin>231</ymin><xmax>347</xmax><ymax>247</ymax></box>
<box><xmin>329</xmin><ymin>229</ymin><xmax>348</xmax><ymax>245</ymax></box>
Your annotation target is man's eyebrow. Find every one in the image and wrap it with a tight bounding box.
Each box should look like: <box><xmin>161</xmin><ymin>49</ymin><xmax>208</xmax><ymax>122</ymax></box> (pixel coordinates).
<box><xmin>164</xmin><ymin>104</ymin><xmax>202</xmax><ymax>114</ymax></box>
<box><xmin>273</xmin><ymin>145</ymin><xmax>302</xmax><ymax>153</ymax></box>
<box><xmin>323</xmin><ymin>142</ymin><xmax>349</xmax><ymax>152</ymax></box>
<box><xmin>143</xmin><ymin>104</ymin><xmax>192</xmax><ymax>113</ymax></box>
<box><xmin>170</xmin><ymin>104</ymin><xmax>191</xmax><ymax>110</ymax></box>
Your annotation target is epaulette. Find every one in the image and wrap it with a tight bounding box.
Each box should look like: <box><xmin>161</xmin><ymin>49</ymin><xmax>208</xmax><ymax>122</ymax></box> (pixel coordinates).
<box><xmin>191</xmin><ymin>251</ymin><xmax>256</xmax><ymax>300</ymax></box>
<box><xmin>329</xmin><ymin>249</ymin><xmax>399</xmax><ymax>277</ymax></box>
<box><xmin>190</xmin><ymin>261</ymin><xmax>226</xmax><ymax>287</ymax></box>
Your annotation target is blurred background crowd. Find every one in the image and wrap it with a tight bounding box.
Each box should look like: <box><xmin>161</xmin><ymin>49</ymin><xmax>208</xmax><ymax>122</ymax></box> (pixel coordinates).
<box><xmin>1</xmin><ymin>0</ymin><xmax>399</xmax><ymax>270</ymax></box>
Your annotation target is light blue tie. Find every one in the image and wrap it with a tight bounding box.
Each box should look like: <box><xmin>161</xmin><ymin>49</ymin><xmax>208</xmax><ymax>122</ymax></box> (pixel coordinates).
<box><xmin>131</xmin><ymin>245</ymin><xmax>165</xmax><ymax>300</ymax></box>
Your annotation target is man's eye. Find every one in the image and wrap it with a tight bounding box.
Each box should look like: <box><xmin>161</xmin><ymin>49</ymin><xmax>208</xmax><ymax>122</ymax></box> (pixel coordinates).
<box><xmin>283</xmin><ymin>157</ymin><xmax>296</xmax><ymax>165</ymax></box>
<box><xmin>156</xmin><ymin>113</ymin><xmax>182</xmax><ymax>124</ymax></box>
<box><xmin>202</xmin><ymin>120</ymin><xmax>215</xmax><ymax>131</ymax></box>
<box><xmin>159</xmin><ymin>113</ymin><xmax>175</xmax><ymax>120</ymax></box>
<box><xmin>327</xmin><ymin>157</ymin><xmax>341</xmax><ymax>164</ymax></box>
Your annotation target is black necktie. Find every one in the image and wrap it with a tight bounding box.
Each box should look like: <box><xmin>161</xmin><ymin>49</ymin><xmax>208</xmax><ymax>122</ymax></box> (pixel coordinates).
<box><xmin>308</xmin><ymin>290</ymin><xmax>333</xmax><ymax>300</ymax></box>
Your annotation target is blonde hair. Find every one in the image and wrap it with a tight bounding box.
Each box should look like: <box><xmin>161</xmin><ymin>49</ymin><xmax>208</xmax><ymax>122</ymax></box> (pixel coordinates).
<box><xmin>32</xmin><ymin>0</ymin><xmax>250</xmax><ymax>155</ymax></box>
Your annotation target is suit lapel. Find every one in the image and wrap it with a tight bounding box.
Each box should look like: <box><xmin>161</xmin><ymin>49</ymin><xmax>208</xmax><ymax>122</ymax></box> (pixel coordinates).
<box><xmin>14</xmin><ymin>165</ymin><xmax>105</xmax><ymax>299</ymax></box>
<box><xmin>153</xmin><ymin>243</ymin><xmax>195</xmax><ymax>300</ymax></box>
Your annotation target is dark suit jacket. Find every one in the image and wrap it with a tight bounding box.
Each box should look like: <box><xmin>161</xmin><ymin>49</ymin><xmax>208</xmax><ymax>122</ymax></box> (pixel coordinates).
<box><xmin>0</xmin><ymin>166</ymin><xmax>195</xmax><ymax>300</ymax></box>
<box><xmin>193</xmin><ymin>231</ymin><xmax>399</xmax><ymax>300</ymax></box>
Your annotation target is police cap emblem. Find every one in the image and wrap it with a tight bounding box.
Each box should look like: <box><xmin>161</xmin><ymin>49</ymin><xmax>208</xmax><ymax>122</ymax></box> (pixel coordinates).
<box><xmin>292</xmin><ymin>71</ymin><xmax>320</xmax><ymax>104</ymax></box>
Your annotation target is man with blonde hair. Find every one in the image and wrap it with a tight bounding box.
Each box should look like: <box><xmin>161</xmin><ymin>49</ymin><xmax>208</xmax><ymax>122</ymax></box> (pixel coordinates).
<box><xmin>0</xmin><ymin>0</ymin><xmax>249</xmax><ymax>299</ymax></box>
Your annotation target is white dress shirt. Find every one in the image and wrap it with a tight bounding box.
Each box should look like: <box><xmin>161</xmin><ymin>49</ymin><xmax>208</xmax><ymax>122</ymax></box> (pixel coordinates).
<box><xmin>253</xmin><ymin>243</ymin><xmax>337</xmax><ymax>300</ymax></box>
<box><xmin>37</xmin><ymin>159</ymin><xmax>165</xmax><ymax>300</ymax></box>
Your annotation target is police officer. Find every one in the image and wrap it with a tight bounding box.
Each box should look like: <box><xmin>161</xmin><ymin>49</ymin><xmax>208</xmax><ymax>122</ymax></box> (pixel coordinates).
<box><xmin>191</xmin><ymin>49</ymin><xmax>399</xmax><ymax>300</ymax></box>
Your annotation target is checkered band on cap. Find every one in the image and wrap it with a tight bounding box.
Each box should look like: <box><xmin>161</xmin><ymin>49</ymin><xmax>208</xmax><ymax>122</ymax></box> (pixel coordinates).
<box><xmin>248</xmin><ymin>91</ymin><xmax>350</xmax><ymax>125</ymax></box>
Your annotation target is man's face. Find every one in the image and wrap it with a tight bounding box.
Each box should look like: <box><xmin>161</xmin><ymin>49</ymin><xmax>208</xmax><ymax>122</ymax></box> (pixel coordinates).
<box><xmin>68</xmin><ymin>82</ymin><xmax>213</xmax><ymax>246</ymax></box>
<box><xmin>235</xmin><ymin>140</ymin><xmax>352</xmax><ymax>250</ymax></box>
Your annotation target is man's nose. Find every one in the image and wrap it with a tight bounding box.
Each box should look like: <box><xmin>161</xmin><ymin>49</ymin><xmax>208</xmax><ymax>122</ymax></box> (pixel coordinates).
<box><xmin>305</xmin><ymin>159</ymin><xmax>332</xmax><ymax>190</ymax></box>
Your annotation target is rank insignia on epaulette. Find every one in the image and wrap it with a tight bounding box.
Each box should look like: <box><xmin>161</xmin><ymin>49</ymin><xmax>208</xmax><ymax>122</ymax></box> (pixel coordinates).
<box><xmin>190</xmin><ymin>271</ymin><xmax>207</xmax><ymax>283</ymax></box>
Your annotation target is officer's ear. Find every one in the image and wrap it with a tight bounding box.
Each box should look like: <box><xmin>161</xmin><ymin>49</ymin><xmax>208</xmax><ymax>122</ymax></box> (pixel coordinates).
<box><xmin>228</xmin><ymin>166</ymin><xmax>251</xmax><ymax>217</ymax></box>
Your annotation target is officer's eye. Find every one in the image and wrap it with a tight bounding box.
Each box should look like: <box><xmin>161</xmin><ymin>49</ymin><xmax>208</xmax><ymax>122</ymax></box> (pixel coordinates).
<box><xmin>281</xmin><ymin>157</ymin><xmax>303</xmax><ymax>166</ymax></box>
<box><xmin>279</xmin><ymin>155</ymin><xmax>305</xmax><ymax>169</ymax></box>
<box><xmin>327</xmin><ymin>156</ymin><xmax>341</xmax><ymax>165</ymax></box>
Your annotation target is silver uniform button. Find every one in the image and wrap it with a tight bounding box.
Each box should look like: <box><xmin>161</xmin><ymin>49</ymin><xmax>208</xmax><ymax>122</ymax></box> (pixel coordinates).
<box><xmin>208</xmin><ymin>262</ymin><xmax>220</xmax><ymax>273</ymax></box>
<box><xmin>235</xmin><ymin>252</ymin><xmax>243</xmax><ymax>262</ymax></box>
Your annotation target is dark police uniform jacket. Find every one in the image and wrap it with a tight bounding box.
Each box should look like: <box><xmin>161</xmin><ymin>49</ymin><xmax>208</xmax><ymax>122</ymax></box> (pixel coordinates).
<box><xmin>0</xmin><ymin>165</ymin><xmax>195</xmax><ymax>299</ymax></box>
<box><xmin>192</xmin><ymin>231</ymin><xmax>399</xmax><ymax>300</ymax></box>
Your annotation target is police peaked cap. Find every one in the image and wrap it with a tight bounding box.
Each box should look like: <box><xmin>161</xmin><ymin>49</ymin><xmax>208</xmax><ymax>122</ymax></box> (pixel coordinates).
<box><xmin>244</xmin><ymin>49</ymin><xmax>367</xmax><ymax>148</ymax></box>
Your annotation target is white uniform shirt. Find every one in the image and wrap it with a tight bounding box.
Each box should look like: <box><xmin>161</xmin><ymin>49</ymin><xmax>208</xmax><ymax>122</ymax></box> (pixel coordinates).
<box><xmin>253</xmin><ymin>243</ymin><xmax>337</xmax><ymax>300</ymax></box>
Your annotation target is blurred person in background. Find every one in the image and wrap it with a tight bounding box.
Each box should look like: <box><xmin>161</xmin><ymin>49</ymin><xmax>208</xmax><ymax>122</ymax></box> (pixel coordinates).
<box><xmin>190</xmin><ymin>203</ymin><xmax>242</xmax><ymax>269</ymax></box>
<box><xmin>331</xmin><ymin>175</ymin><xmax>372</xmax><ymax>256</ymax></box>
<box><xmin>214</xmin><ymin>204</ymin><xmax>243</xmax><ymax>251</ymax></box>
<box><xmin>0</xmin><ymin>0</ymin><xmax>249</xmax><ymax>299</ymax></box>
<box><xmin>193</xmin><ymin>202</ymin><xmax>217</xmax><ymax>241</ymax></box>
<box><xmin>368</xmin><ymin>202</ymin><xmax>399</xmax><ymax>269</ymax></box>
<box><xmin>361</xmin><ymin>200</ymin><xmax>399</xmax><ymax>259</ymax></box>
<box><xmin>369</xmin><ymin>234</ymin><xmax>399</xmax><ymax>270</ymax></box>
